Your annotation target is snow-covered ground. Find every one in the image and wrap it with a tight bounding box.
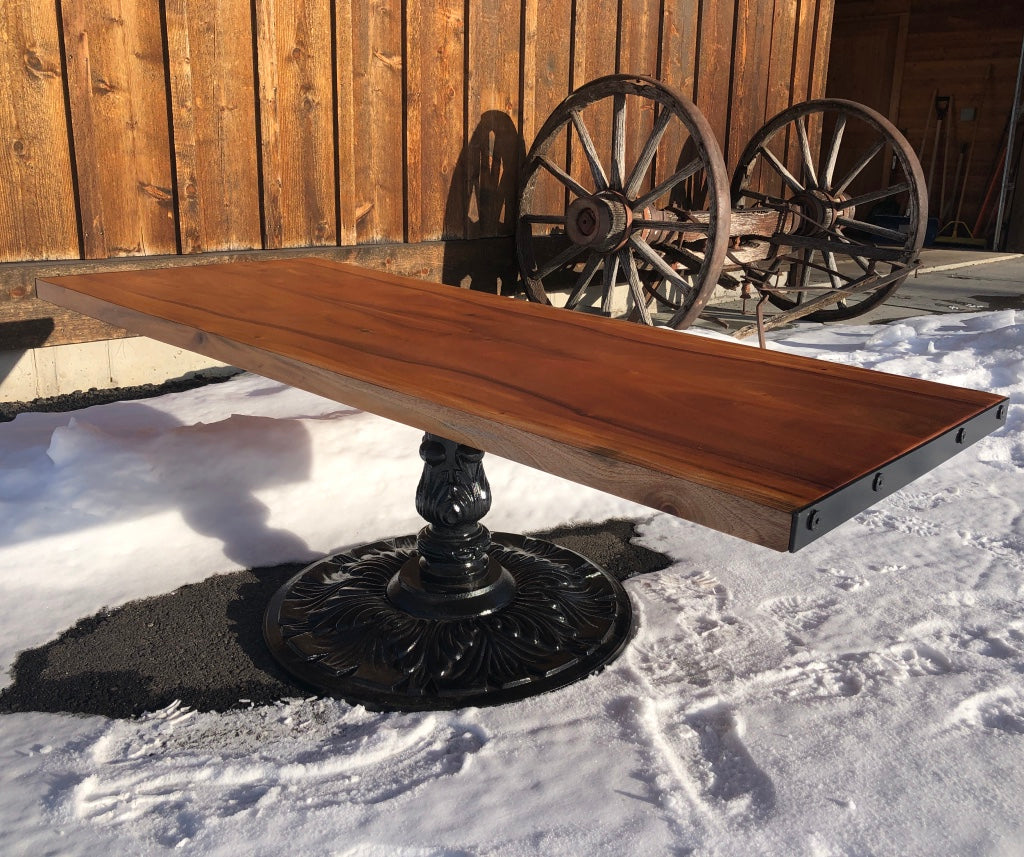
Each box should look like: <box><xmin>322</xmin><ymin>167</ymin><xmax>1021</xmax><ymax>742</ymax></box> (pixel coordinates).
<box><xmin>2</xmin><ymin>311</ymin><xmax>1023</xmax><ymax>856</ymax></box>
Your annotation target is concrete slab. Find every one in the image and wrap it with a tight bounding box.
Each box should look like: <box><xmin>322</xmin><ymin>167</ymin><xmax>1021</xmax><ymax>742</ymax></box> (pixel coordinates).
<box><xmin>695</xmin><ymin>249</ymin><xmax>1024</xmax><ymax>334</ymax></box>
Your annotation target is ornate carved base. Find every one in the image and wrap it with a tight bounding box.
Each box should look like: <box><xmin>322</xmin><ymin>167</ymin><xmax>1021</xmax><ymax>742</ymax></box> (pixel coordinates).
<box><xmin>264</xmin><ymin>532</ymin><xmax>634</xmax><ymax>711</ymax></box>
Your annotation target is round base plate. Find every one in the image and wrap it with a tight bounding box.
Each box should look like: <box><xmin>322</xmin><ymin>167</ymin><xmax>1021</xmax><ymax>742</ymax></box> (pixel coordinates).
<box><xmin>264</xmin><ymin>533</ymin><xmax>634</xmax><ymax>711</ymax></box>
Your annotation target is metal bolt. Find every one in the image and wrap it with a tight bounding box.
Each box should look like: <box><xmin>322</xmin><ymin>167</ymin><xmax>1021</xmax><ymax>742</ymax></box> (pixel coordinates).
<box><xmin>807</xmin><ymin>510</ymin><xmax>821</xmax><ymax>531</ymax></box>
<box><xmin>872</xmin><ymin>472</ymin><xmax>885</xmax><ymax>492</ymax></box>
<box><xmin>997</xmin><ymin>404</ymin><xmax>1006</xmax><ymax>420</ymax></box>
<box><xmin>955</xmin><ymin>427</ymin><xmax>967</xmax><ymax>444</ymax></box>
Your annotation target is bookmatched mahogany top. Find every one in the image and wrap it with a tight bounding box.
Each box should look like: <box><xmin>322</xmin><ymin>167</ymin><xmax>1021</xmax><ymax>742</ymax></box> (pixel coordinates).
<box><xmin>37</xmin><ymin>258</ymin><xmax>1006</xmax><ymax>551</ymax></box>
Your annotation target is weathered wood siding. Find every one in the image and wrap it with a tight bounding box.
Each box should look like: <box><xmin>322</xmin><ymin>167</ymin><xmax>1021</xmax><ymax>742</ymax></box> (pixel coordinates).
<box><xmin>1</xmin><ymin>0</ymin><xmax>834</xmax><ymax>348</ymax></box>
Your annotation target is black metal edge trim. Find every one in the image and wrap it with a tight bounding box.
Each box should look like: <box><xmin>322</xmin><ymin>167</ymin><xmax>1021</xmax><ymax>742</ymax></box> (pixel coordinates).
<box><xmin>789</xmin><ymin>398</ymin><xmax>1009</xmax><ymax>552</ymax></box>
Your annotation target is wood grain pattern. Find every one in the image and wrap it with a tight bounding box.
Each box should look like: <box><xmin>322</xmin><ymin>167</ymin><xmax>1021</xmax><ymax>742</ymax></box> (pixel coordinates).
<box><xmin>0</xmin><ymin>0</ymin><xmax>839</xmax><ymax>276</ymax></box>
<box><xmin>618</xmin><ymin>0</ymin><xmax>660</xmax><ymax>194</ymax></box>
<box><xmin>569</xmin><ymin>0</ymin><xmax>619</xmax><ymax>196</ymax></box>
<box><xmin>521</xmin><ymin>0</ymin><xmax>573</xmax><ymax>221</ymax></box>
<box><xmin>466</xmin><ymin>0</ymin><xmax>522</xmax><ymax>239</ymax></box>
<box><xmin>3</xmin><ymin>238</ymin><xmax>516</xmax><ymax>348</ymax></box>
<box><xmin>255</xmin><ymin>0</ymin><xmax>336</xmax><ymax>248</ymax></box>
<box><xmin>693</xmin><ymin>0</ymin><xmax>736</xmax><ymax>154</ymax></box>
<box><xmin>809</xmin><ymin>0</ymin><xmax>834</xmax><ymax>108</ymax></box>
<box><xmin>61</xmin><ymin>0</ymin><xmax>177</xmax><ymax>258</ymax></box>
<box><xmin>765</xmin><ymin>0</ymin><xmax>799</xmax><ymax>122</ymax></box>
<box><xmin>165</xmin><ymin>0</ymin><xmax>261</xmax><ymax>254</ymax></box>
<box><xmin>793</xmin><ymin>0</ymin><xmax>822</xmax><ymax>105</ymax></box>
<box><xmin>37</xmin><ymin>258</ymin><xmax>1002</xmax><ymax>551</ymax></box>
<box><xmin>727</xmin><ymin>0</ymin><xmax>774</xmax><ymax>169</ymax></box>
<box><xmin>0</xmin><ymin>0</ymin><xmax>79</xmax><ymax>262</ymax></box>
<box><xmin>405</xmin><ymin>0</ymin><xmax>466</xmax><ymax>242</ymax></box>
<box><xmin>659</xmin><ymin>0</ymin><xmax>700</xmax><ymax>100</ymax></box>
<box><xmin>336</xmin><ymin>0</ymin><xmax>404</xmax><ymax>245</ymax></box>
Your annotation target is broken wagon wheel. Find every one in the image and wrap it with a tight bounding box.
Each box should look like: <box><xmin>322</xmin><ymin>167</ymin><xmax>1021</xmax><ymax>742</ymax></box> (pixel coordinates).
<box><xmin>517</xmin><ymin>74</ymin><xmax>730</xmax><ymax>329</ymax></box>
<box><xmin>731</xmin><ymin>99</ymin><xmax>927</xmax><ymax>323</ymax></box>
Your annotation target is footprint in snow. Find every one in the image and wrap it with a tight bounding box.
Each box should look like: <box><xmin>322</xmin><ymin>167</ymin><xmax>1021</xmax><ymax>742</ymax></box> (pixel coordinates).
<box><xmin>762</xmin><ymin>595</ymin><xmax>838</xmax><ymax>647</ymax></box>
<box><xmin>48</xmin><ymin>699</ymin><xmax>487</xmax><ymax>845</ymax></box>
<box><xmin>683</xmin><ymin>705</ymin><xmax>776</xmax><ymax>820</ymax></box>
<box><xmin>949</xmin><ymin>688</ymin><xmax>1024</xmax><ymax>735</ymax></box>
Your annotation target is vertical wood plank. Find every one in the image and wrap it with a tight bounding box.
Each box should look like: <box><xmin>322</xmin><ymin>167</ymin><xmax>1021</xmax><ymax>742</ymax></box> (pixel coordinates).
<box><xmin>764</xmin><ymin>0</ymin><xmax>800</xmax><ymax>182</ymax></box>
<box><xmin>0</xmin><ymin>0</ymin><xmax>78</xmax><ymax>262</ymax></box>
<box><xmin>619</xmin><ymin>0</ymin><xmax>660</xmax><ymax>194</ymax></box>
<box><xmin>405</xmin><ymin>0</ymin><xmax>466</xmax><ymax>242</ymax></box>
<box><xmin>809</xmin><ymin>0</ymin><xmax>835</xmax><ymax>100</ymax></box>
<box><xmin>573</xmin><ymin>0</ymin><xmax>620</xmax><ymax>85</ymax></box>
<box><xmin>619</xmin><ymin>0</ymin><xmax>660</xmax><ymax>77</ymax></box>
<box><xmin>790</xmin><ymin>0</ymin><xmax>818</xmax><ymax>106</ymax></box>
<box><xmin>765</xmin><ymin>0</ymin><xmax>798</xmax><ymax>120</ymax></box>
<box><xmin>465</xmin><ymin>0</ymin><xmax>522</xmax><ymax>239</ymax></box>
<box><xmin>571</xmin><ymin>0</ymin><xmax>620</xmax><ymax>191</ymax></box>
<box><xmin>337</xmin><ymin>0</ymin><xmax>404</xmax><ymax>245</ymax></box>
<box><xmin>61</xmin><ymin>0</ymin><xmax>177</xmax><ymax>258</ymax></box>
<box><xmin>521</xmin><ymin>0</ymin><xmax>573</xmax><ymax>229</ymax></box>
<box><xmin>660</xmin><ymin>0</ymin><xmax>700</xmax><ymax>100</ymax></box>
<box><xmin>255</xmin><ymin>0</ymin><xmax>337</xmax><ymax>249</ymax></box>
<box><xmin>694</xmin><ymin>0</ymin><xmax>735</xmax><ymax>154</ymax></box>
<box><xmin>521</xmin><ymin>0</ymin><xmax>573</xmax><ymax>148</ymax></box>
<box><xmin>165</xmin><ymin>0</ymin><xmax>261</xmax><ymax>254</ymax></box>
<box><xmin>727</xmin><ymin>0</ymin><xmax>774</xmax><ymax>169</ymax></box>
<box><xmin>656</xmin><ymin>0</ymin><xmax>701</xmax><ymax>197</ymax></box>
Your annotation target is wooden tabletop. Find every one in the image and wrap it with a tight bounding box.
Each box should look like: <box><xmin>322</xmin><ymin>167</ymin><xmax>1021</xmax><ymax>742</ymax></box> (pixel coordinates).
<box><xmin>37</xmin><ymin>258</ymin><xmax>1006</xmax><ymax>552</ymax></box>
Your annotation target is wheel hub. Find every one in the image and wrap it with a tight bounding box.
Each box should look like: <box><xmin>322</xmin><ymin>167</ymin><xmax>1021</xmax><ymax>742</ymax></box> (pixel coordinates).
<box><xmin>565</xmin><ymin>193</ymin><xmax>633</xmax><ymax>252</ymax></box>
<box><xmin>789</xmin><ymin>189</ymin><xmax>842</xmax><ymax>236</ymax></box>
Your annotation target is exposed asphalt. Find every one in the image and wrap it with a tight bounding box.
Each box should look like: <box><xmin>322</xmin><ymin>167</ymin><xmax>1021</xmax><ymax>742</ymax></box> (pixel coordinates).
<box><xmin>0</xmin><ymin>520</ymin><xmax>670</xmax><ymax>719</ymax></box>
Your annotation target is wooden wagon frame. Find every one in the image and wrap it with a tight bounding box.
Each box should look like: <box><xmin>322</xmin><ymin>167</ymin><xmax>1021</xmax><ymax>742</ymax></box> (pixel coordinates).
<box><xmin>516</xmin><ymin>75</ymin><xmax>927</xmax><ymax>343</ymax></box>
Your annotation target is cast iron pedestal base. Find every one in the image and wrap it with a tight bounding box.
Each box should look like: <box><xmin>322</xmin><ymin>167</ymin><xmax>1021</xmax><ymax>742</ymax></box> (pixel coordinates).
<box><xmin>264</xmin><ymin>434</ymin><xmax>634</xmax><ymax>711</ymax></box>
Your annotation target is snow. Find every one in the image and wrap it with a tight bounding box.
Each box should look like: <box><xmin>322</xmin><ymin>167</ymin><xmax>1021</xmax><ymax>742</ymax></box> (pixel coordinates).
<box><xmin>2</xmin><ymin>311</ymin><xmax>1023</xmax><ymax>856</ymax></box>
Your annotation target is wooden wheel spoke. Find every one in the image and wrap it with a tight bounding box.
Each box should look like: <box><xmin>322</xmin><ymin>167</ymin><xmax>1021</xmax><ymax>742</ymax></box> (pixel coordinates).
<box><xmin>570</xmin><ymin>110</ymin><xmax>609</xmax><ymax>191</ymax></box>
<box><xmin>834</xmin><ymin>139</ymin><xmax>885</xmax><ymax>195</ymax></box>
<box><xmin>793</xmin><ymin>249</ymin><xmax>812</xmax><ymax>296</ymax></box>
<box><xmin>611</xmin><ymin>93</ymin><xmax>627</xmax><ymax>190</ymax></box>
<box><xmin>565</xmin><ymin>253</ymin><xmax>603</xmax><ymax>309</ymax></box>
<box><xmin>621</xmin><ymin>250</ymin><xmax>653</xmax><ymax>325</ymax></box>
<box><xmin>796</xmin><ymin>117</ymin><xmax>818</xmax><ymax>189</ymax></box>
<box><xmin>632</xmin><ymin>158</ymin><xmax>703</xmax><ymax>212</ymax></box>
<box><xmin>601</xmin><ymin>253</ymin><xmax>620</xmax><ymax>314</ymax></box>
<box><xmin>734</xmin><ymin>99</ymin><xmax>923</xmax><ymax>323</ymax></box>
<box><xmin>821</xmin><ymin>114</ymin><xmax>846</xmax><ymax>188</ymax></box>
<box><xmin>837</xmin><ymin>242</ymin><xmax>873</xmax><ymax>273</ymax></box>
<box><xmin>670</xmin><ymin>245</ymin><xmax>706</xmax><ymax>270</ymax></box>
<box><xmin>823</xmin><ymin>251</ymin><xmax>845</xmax><ymax>290</ymax></box>
<box><xmin>539</xmin><ymin>156</ymin><xmax>591</xmax><ymax>198</ymax></box>
<box><xmin>624</xmin><ymin>108</ymin><xmax>674</xmax><ymax>199</ymax></box>
<box><xmin>837</xmin><ymin>182</ymin><xmax>911</xmax><ymax>211</ymax></box>
<box><xmin>835</xmin><ymin>216</ymin><xmax>908</xmax><ymax>243</ymax></box>
<box><xmin>518</xmin><ymin>75</ymin><xmax>729</xmax><ymax>326</ymax></box>
<box><xmin>758</xmin><ymin>145</ymin><xmax>804</xmax><ymax>194</ymax></box>
<box><xmin>629</xmin><ymin>235</ymin><xmax>690</xmax><ymax>290</ymax></box>
<box><xmin>534</xmin><ymin>241</ymin><xmax>587</xmax><ymax>280</ymax></box>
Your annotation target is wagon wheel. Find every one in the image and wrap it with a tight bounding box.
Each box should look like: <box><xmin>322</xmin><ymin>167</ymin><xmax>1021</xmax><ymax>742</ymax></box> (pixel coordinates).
<box><xmin>732</xmin><ymin>99</ymin><xmax>927</xmax><ymax>322</ymax></box>
<box><xmin>517</xmin><ymin>74</ymin><xmax>730</xmax><ymax>329</ymax></box>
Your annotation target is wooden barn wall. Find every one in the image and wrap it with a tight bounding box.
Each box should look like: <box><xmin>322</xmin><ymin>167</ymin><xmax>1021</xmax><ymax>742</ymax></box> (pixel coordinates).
<box><xmin>827</xmin><ymin>0</ymin><xmax>1024</xmax><ymax>242</ymax></box>
<box><xmin>1</xmin><ymin>0</ymin><xmax>834</xmax><ymax>349</ymax></box>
